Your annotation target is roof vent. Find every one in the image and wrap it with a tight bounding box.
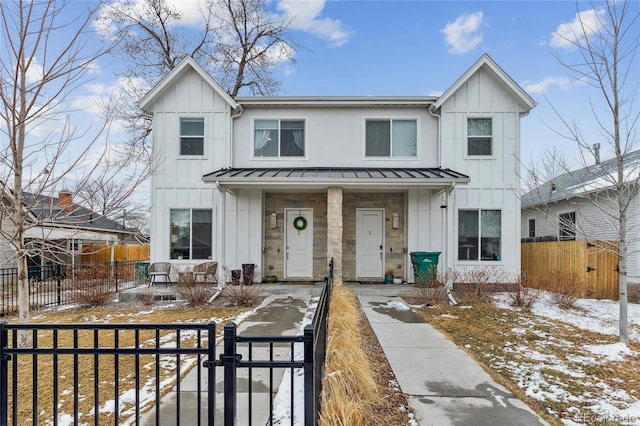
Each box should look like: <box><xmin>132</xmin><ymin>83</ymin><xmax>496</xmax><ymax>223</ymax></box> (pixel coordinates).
<box><xmin>593</xmin><ymin>143</ymin><xmax>601</xmax><ymax>165</ymax></box>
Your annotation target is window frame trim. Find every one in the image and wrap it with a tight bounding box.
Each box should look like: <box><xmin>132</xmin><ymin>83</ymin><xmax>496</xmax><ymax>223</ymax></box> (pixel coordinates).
<box><xmin>251</xmin><ymin>117</ymin><xmax>308</xmax><ymax>160</ymax></box>
<box><xmin>466</xmin><ymin>116</ymin><xmax>493</xmax><ymax>158</ymax></box>
<box><xmin>456</xmin><ymin>207</ymin><xmax>503</xmax><ymax>263</ymax></box>
<box><xmin>362</xmin><ymin>117</ymin><xmax>420</xmax><ymax>160</ymax></box>
<box><xmin>178</xmin><ymin>116</ymin><xmax>206</xmax><ymax>157</ymax></box>
<box><xmin>168</xmin><ymin>207</ymin><xmax>214</xmax><ymax>261</ymax></box>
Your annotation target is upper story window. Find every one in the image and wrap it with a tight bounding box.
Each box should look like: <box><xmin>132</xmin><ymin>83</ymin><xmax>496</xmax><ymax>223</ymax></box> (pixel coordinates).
<box><xmin>365</xmin><ymin>119</ymin><xmax>417</xmax><ymax>157</ymax></box>
<box><xmin>467</xmin><ymin>117</ymin><xmax>492</xmax><ymax>156</ymax></box>
<box><xmin>458</xmin><ymin>209</ymin><xmax>501</xmax><ymax>261</ymax></box>
<box><xmin>559</xmin><ymin>211</ymin><xmax>576</xmax><ymax>241</ymax></box>
<box><xmin>180</xmin><ymin>117</ymin><xmax>204</xmax><ymax>155</ymax></box>
<box><xmin>254</xmin><ymin>119</ymin><xmax>305</xmax><ymax>157</ymax></box>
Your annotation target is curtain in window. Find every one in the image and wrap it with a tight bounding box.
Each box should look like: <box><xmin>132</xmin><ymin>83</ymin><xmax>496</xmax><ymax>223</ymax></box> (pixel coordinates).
<box><xmin>392</xmin><ymin>120</ymin><xmax>417</xmax><ymax>156</ymax></box>
<box><xmin>254</xmin><ymin>130</ymin><xmax>271</xmax><ymax>150</ymax></box>
<box><xmin>292</xmin><ymin>130</ymin><xmax>303</xmax><ymax>151</ymax></box>
<box><xmin>254</xmin><ymin>120</ymin><xmax>277</xmax><ymax>156</ymax></box>
<box><xmin>281</xmin><ymin>120</ymin><xmax>304</xmax><ymax>156</ymax></box>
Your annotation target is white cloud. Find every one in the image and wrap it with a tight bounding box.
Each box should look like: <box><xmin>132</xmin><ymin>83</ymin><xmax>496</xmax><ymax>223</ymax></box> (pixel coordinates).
<box><xmin>524</xmin><ymin>76</ymin><xmax>587</xmax><ymax>95</ymax></box>
<box><xmin>550</xmin><ymin>7</ymin><xmax>605</xmax><ymax>50</ymax></box>
<box><xmin>278</xmin><ymin>0</ymin><xmax>350</xmax><ymax>47</ymax></box>
<box><xmin>441</xmin><ymin>11</ymin><xmax>484</xmax><ymax>55</ymax></box>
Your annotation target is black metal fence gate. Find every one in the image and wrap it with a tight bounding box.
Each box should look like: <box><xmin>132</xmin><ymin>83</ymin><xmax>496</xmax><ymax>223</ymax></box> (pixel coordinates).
<box><xmin>0</xmin><ymin>262</ymin><xmax>333</xmax><ymax>426</ymax></box>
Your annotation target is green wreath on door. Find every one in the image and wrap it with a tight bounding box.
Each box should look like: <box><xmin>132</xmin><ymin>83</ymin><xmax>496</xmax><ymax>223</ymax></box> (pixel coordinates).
<box><xmin>293</xmin><ymin>216</ymin><xmax>307</xmax><ymax>231</ymax></box>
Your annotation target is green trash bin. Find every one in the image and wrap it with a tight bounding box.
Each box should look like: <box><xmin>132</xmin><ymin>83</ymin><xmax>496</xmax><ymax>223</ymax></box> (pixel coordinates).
<box><xmin>410</xmin><ymin>251</ymin><xmax>441</xmax><ymax>285</ymax></box>
<box><xmin>135</xmin><ymin>261</ymin><xmax>150</xmax><ymax>282</ymax></box>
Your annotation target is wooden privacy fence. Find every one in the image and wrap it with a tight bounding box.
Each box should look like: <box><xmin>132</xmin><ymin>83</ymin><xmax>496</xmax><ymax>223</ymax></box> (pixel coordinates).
<box><xmin>81</xmin><ymin>244</ymin><xmax>150</xmax><ymax>263</ymax></box>
<box><xmin>521</xmin><ymin>240</ymin><xmax>619</xmax><ymax>300</ymax></box>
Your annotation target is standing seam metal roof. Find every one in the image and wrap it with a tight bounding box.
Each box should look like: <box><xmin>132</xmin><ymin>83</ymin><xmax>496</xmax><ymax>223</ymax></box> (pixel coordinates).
<box><xmin>203</xmin><ymin>167</ymin><xmax>470</xmax><ymax>181</ymax></box>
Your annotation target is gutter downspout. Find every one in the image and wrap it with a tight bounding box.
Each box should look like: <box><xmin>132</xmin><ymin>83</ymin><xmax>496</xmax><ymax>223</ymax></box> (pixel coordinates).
<box><xmin>427</xmin><ymin>105</ymin><xmax>442</xmax><ymax>168</ymax></box>
<box><xmin>230</xmin><ymin>105</ymin><xmax>244</xmax><ymax>168</ymax></box>
<box><xmin>429</xmin><ymin>103</ymin><xmax>456</xmax><ymax>305</ymax></box>
<box><xmin>215</xmin><ymin>180</ymin><xmax>225</xmax><ymax>291</ymax></box>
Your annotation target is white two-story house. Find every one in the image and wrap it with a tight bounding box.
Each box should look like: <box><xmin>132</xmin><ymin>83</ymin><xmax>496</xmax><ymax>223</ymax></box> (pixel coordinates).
<box><xmin>140</xmin><ymin>54</ymin><xmax>535</xmax><ymax>285</ymax></box>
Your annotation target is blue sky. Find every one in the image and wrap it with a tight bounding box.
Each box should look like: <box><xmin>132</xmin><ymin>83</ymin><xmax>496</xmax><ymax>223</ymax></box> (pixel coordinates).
<box><xmin>17</xmin><ymin>0</ymin><xmax>638</xmax><ymax>186</ymax></box>
<box><xmin>258</xmin><ymin>0</ymin><xmax>638</xmax><ymax>168</ymax></box>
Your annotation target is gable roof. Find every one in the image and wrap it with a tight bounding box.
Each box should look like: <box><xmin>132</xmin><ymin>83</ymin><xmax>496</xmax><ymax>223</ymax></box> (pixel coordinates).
<box><xmin>138</xmin><ymin>56</ymin><xmax>238</xmax><ymax>112</ymax></box>
<box><xmin>521</xmin><ymin>150</ymin><xmax>640</xmax><ymax>208</ymax></box>
<box><xmin>432</xmin><ymin>53</ymin><xmax>536</xmax><ymax>113</ymax></box>
<box><xmin>22</xmin><ymin>192</ymin><xmax>138</xmax><ymax>235</ymax></box>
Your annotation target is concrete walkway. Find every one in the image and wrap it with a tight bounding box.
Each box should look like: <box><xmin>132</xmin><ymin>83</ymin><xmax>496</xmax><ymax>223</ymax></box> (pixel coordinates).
<box><xmin>138</xmin><ymin>284</ymin><xmax>548</xmax><ymax>425</ymax></box>
<box><xmin>358</xmin><ymin>293</ymin><xmax>548</xmax><ymax>426</ymax></box>
<box><xmin>140</xmin><ymin>289</ymin><xmax>320</xmax><ymax>425</ymax></box>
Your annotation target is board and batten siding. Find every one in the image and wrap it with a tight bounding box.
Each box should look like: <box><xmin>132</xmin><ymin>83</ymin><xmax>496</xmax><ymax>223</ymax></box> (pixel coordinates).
<box><xmin>439</xmin><ymin>67</ymin><xmax>525</xmax><ymax>277</ymax></box>
<box><xmin>223</xmin><ymin>189</ymin><xmax>263</xmax><ymax>272</ymax></box>
<box><xmin>149</xmin><ymin>68</ymin><xmax>233</xmax><ymax>264</ymax></box>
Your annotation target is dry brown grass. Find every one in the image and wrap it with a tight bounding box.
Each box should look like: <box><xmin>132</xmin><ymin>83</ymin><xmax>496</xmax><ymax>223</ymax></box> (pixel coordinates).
<box><xmin>5</xmin><ymin>304</ymin><xmax>249</xmax><ymax>424</ymax></box>
<box><xmin>318</xmin><ymin>284</ymin><xmax>420</xmax><ymax>425</ymax></box>
<box><xmin>319</xmin><ymin>285</ymin><xmax>380</xmax><ymax>425</ymax></box>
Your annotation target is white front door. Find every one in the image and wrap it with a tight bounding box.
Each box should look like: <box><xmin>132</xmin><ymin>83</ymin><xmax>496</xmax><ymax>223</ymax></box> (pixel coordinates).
<box><xmin>356</xmin><ymin>209</ymin><xmax>384</xmax><ymax>278</ymax></box>
<box><xmin>285</xmin><ymin>209</ymin><xmax>313</xmax><ymax>278</ymax></box>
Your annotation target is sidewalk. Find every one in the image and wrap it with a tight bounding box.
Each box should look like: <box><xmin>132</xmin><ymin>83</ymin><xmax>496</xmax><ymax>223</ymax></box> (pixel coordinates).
<box><xmin>140</xmin><ymin>289</ymin><xmax>319</xmax><ymax>425</ymax></box>
<box><xmin>358</xmin><ymin>294</ymin><xmax>548</xmax><ymax>426</ymax></box>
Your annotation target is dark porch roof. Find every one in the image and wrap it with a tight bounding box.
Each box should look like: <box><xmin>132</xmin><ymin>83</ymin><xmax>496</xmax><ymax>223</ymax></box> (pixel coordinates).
<box><xmin>203</xmin><ymin>167</ymin><xmax>469</xmax><ymax>189</ymax></box>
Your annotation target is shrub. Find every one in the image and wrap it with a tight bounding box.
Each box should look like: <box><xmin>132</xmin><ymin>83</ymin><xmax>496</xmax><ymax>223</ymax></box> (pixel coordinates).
<box><xmin>73</xmin><ymin>282</ymin><xmax>117</xmax><ymax>307</ymax></box>
<box><xmin>527</xmin><ymin>270</ymin><xmax>584</xmax><ymax>309</ymax></box>
<box><xmin>175</xmin><ymin>274</ymin><xmax>212</xmax><ymax>307</ymax></box>
<box><xmin>452</xmin><ymin>267</ymin><xmax>508</xmax><ymax>305</ymax></box>
<box><xmin>222</xmin><ymin>282</ymin><xmax>263</xmax><ymax>307</ymax></box>
<box><xmin>138</xmin><ymin>290</ymin><xmax>155</xmax><ymax>306</ymax></box>
<box><xmin>72</xmin><ymin>263</ymin><xmax>111</xmax><ymax>281</ymax></box>
<box><xmin>507</xmin><ymin>275</ymin><xmax>539</xmax><ymax>309</ymax></box>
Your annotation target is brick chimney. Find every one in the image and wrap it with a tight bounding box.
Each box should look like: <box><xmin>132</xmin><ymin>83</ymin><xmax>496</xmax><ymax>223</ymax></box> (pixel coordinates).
<box><xmin>59</xmin><ymin>190</ymin><xmax>73</xmax><ymax>212</ymax></box>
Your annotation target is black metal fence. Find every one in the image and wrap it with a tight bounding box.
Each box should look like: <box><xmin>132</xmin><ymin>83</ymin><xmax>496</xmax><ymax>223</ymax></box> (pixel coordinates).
<box><xmin>0</xmin><ymin>259</ymin><xmax>334</xmax><ymax>426</ymax></box>
<box><xmin>0</xmin><ymin>261</ymin><xmax>148</xmax><ymax>316</ymax></box>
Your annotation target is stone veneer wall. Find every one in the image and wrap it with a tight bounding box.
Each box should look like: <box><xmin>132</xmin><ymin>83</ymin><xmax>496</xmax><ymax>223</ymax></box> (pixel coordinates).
<box><xmin>342</xmin><ymin>192</ymin><xmax>406</xmax><ymax>282</ymax></box>
<box><xmin>264</xmin><ymin>193</ymin><xmax>328</xmax><ymax>281</ymax></box>
<box><xmin>327</xmin><ymin>188</ymin><xmax>343</xmax><ymax>285</ymax></box>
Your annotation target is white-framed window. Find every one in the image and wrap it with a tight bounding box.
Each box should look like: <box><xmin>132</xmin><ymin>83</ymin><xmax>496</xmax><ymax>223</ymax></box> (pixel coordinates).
<box><xmin>365</xmin><ymin>119</ymin><xmax>417</xmax><ymax>157</ymax></box>
<box><xmin>467</xmin><ymin>117</ymin><xmax>492</xmax><ymax>156</ymax></box>
<box><xmin>254</xmin><ymin>119</ymin><xmax>305</xmax><ymax>157</ymax></box>
<box><xmin>170</xmin><ymin>209</ymin><xmax>212</xmax><ymax>260</ymax></box>
<box><xmin>559</xmin><ymin>211</ymin><xmax>576</xmax><ymax>241</ymax></box>
<box><xmin>180</xmin><ymin>117</ymin><xmax>204</xmax><ymax>155</ymax></box>
<box><xmin>458</xmin><ymin>209</ymin><xmax>501</xmax><ymax>261</ymax></box>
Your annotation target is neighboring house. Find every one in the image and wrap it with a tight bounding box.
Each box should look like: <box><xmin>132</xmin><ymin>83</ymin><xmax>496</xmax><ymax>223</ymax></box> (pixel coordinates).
<box><xmin>140</xmin><ymin>54</ymin><xmax>535</xmax><ymax>284</ymax></box>
<box><xmin>521</xmin><ymin>149</ymin><xmax>640</xmax><ymax>294</ymax></box>
<box><xmin>0</xmin><ymin>189</ymin><xmax>142</xmax><ymax>269</ymax></box>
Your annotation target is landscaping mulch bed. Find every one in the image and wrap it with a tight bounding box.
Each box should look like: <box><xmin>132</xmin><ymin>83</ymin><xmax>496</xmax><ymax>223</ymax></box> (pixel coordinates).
<box><xmin>358</xmin><ymin>304</ymin><xmax>416</xmax><ymax>425</ymax></box>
